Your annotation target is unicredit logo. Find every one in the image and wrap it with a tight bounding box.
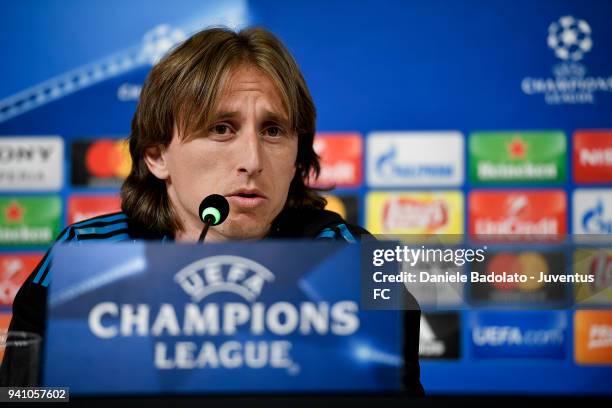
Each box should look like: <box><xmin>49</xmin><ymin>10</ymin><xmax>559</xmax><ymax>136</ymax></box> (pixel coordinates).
<box><xmin>174</xmin><ymin>256</ymin><xmax>275</xmax><ymax>302</ymax></box>
<box><xmin>470</xmin><ymin>192</ymin><xmax>565</xmax><ymax>236</ymax></box>
<box><xmin>474</xmin><ymin>217</ymin><xmax>558</xmax><ymax>235</ymax></box>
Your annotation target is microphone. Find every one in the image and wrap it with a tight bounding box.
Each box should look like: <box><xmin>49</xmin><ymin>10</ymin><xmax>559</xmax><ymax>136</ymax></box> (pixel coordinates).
<box><xmin>198</xmin><ymin>194</ymin><xmax>230</xmax><ymax>242</ymax></box>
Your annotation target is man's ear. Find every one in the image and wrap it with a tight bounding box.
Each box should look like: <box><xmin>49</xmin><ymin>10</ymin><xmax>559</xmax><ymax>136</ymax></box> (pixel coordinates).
<box><xmin>144</xmin><ymin>145</ymin><xmax>170</xmax><ymax>180</ymax></box>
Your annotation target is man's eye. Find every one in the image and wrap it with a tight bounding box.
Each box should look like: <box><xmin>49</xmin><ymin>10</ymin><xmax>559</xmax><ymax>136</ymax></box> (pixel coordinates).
<box><xmin>264</xmin><ymin>126</ymin><xmax>282</xmax><ymax>137</ymax></box>
<box><xmin>211</xmin><ymin>124</ymin><xmax>231</xmax><ymax>135</ymax></box>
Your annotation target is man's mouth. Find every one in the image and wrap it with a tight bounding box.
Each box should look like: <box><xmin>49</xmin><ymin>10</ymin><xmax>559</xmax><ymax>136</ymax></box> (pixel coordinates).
<box><xmin>226</xmin><ymin>189</ymin><xmax>267</xmax><ymax>208</ymax></box>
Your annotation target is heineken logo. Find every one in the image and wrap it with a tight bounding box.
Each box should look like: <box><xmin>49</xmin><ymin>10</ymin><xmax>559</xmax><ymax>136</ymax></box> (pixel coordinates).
<box><xmin>4</xmin><ymin>201</ymin><xmax>23</xmax><ymax>223</ymax></box>
<box><xmin>507</xmin><ymin>137</ymin><xmax>527</xmax><ymax>159</ymax></box>
<box><xmin>469</xmin><ymin>132</ymin><xmax>566</xmax><ymax>184</ymax></box>
<box><xmin>0</xmin><ymin>197</ymin><xmax>61</xmax><ymax>245</ymax></box>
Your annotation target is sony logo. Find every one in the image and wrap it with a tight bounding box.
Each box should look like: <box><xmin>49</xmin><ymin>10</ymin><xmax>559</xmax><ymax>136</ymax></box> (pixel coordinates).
<box><xmin>0</xmin><ymin>145</ymin><xmax>55</xmax><ymax>163</ymax></box>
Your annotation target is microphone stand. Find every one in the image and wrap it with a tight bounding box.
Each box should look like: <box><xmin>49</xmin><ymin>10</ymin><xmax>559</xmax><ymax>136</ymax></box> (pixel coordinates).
<box><xmin>198</xmin><ymin>216</ymin><xmax>213</xmax><ymax>242</ymax></box>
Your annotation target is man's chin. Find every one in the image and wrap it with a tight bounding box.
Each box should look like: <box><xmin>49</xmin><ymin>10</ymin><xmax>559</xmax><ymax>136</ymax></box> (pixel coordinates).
<box><xmin>214</xmin><ymin>217</ymin><xmax>270</xmax><ymax>241</ymax></box>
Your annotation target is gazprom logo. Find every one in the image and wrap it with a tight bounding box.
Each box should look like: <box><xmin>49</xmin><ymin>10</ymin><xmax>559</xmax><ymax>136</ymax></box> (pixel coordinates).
<box><xmin>367</xmin><ymin>132</ymin><xmax>463</xmax><ymax>187</ymax></box>
<box><xmin>376</xmin><ymin>145</ymin><xmax>454</xmax><ymax>179</ymax></box>
<box><xmin>174</xmin><ymin>256</ymin><xmax>275</xmax><ymax>303</ymax></box>
<box><xmin>581</xmin><ymin>199</ymin><xmax>612</xmax><ymax>233</ymax></box>
<box><xmin>573</xmin><ymin>190</ymin><xmax>612</xmax><ymax>235</ymax></box>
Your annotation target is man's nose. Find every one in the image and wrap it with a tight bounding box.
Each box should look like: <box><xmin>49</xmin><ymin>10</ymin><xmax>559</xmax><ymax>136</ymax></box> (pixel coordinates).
<box><xmin>237</xmin><ymin>129</ymin><xmax>264</xmax><ymax>176</ymax></box>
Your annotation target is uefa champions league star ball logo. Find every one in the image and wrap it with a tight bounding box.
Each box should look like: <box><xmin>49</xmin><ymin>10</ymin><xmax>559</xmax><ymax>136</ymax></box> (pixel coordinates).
<box><xmin>521</xmin><ymin>15</ymin><xmax>612</xmax><ymax>105</ymax></box>
<box><xmin>547</xmin><ymin>15</ymin><xmax>592</xmax><ymax>62</ymax></box>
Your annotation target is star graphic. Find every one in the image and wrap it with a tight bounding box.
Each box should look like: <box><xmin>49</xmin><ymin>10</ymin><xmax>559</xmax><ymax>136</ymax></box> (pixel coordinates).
<box><xmin>507</xmin><ymin>137</ymin><xmax>527</xmax><ymax>159</ymax></box>
<box><xmin>5</xmin><ymin>201</ymin><xmax>24</xmax><ymax>223</ymax></box>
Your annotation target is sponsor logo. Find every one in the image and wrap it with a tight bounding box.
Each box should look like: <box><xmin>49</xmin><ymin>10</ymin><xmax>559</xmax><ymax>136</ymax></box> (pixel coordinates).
<box><xmin>469</xmin><ymin>132</ymin><xmax>566</xmax><ymax>183</ymax></box>
<box><xmin>0</xmin><ymin>313</ymin><xmax>11</xmax><ymax>361</ymax></box>
<box><xmin>0</xmin><ymin>313</ymin><xmax>10</xmax><ymax>332</ymax></box>
<box><xmin>174</xmin><ymin>256</ymin><xmax>276</xmax><ymax>302</ymax></box>
<box><xmin>67</xmin><ymin>195</ymin><xmax>121</xmax><ymax>224</ymax></box>
<box><xmin>0</xmin><ymin>137</ymin><xmax>63</xmax><ymax>190</ymax></box>
<box><xmin>309</xmin><ymin>133</ymin><xmax>362</xmax><ymax>188</ymax></box>
<box><xmin>367</xmin><ymin>132</ymin><xmax>463</xmax><ymax>187</ymax></box>
<box><xmin>0</xmin><ymin>254</ymin><xmax>43</xmax><ymax>306</ymax></box>
<box><xmin>574</xmin><ymin>310</ymin><xmax>612</xmax><ymax>364</ymax></box>
<box><xmin>86</xmin><ymin>255</ymin><xmax>361</xmax><ymax>374</ymax></box>
<box><xmin>470</xmin><ymin>251</ymin><xmax>566</xmax><ymax>303</ymax></box>
<box><xmin>71</xmin><ymin>139</ymin><xmax>131</xmax><ymax>187</ymax></box>
<box><xmin>419</xmin><ymin>313</ymin><xmax>460</xmax><ymax>359</ymax></box>
<box><xmin>469</xmin><ymin>190</ymin><xmax>567</xmax><ymax>238</ymax></box>
<box><xmin>573</xmin><ymin>189</ymin><xmax>612</xmax><ymax>234</ymax></box>
<box><xmin>574</xmin><ymin>131</ymin><xmax>612</xmax><ymax>183</ymax></box>
<box><xmin>367</xmin><ymin>191</ymin><xmax>464</xmax><ymax>235</ymax></box>
<box><xmin>324</xmin><ymin>195</ymin><xmax>359</xmax><ymax>225</ymax></box>
<box><xmin>574</xmin><ymin>250</ymin><xmax>612</xmax><ymax>304</ymax></box>
<box><xmin>384</xmin><ymin>198</ymin><xmax>447</xmax><ymax>230</ymax></box>
<box><xmin>521</xmin><ymin>16</ymin><xmax>612</xmax><ymax>105</ymax></box>
<box><xmin>0</xmin><ymin>197</ymin><xmax>61</xmax><ymax>246</ymax></box>
<box><xmin>471</xmin><ymin>311</ymin><xmax>567</xmax><ymax>359</ymax></box>
<box><xmin>547</xmin><ymin>15</ymin><xmax>592</xmax><ymax>62</ymax></box>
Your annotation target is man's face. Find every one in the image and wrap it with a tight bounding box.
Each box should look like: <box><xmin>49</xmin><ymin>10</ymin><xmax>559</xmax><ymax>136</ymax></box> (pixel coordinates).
<box><xmin>146</xmin><ymin>65</ymin><xmax>298</xmax><ymax>241</ymax></box>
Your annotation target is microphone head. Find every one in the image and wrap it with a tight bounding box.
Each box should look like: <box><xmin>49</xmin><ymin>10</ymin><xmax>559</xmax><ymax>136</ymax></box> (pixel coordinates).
<box><xmin>198</xmin><ymin>194</ymin><xmax>230</xmax><ymax>226</ymax></box>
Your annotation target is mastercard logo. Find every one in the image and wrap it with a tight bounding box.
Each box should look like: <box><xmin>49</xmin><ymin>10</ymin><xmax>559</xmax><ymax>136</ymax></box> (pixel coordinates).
<box><xmin>85</xmin><ymin>140</ymin><xmax>131</xmax><ymax>179</ymax></box>
<box><xmin>487</xmin><ymin>252</ymin><xmax>548</xmax><ymax>291</ymax></box>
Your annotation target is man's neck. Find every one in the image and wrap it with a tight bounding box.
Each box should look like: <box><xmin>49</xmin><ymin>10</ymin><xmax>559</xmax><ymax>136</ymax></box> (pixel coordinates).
<box><xmin>173</xmin><ymin>225</ymin><xmax>202</xmax><ymax>242</ymax></box>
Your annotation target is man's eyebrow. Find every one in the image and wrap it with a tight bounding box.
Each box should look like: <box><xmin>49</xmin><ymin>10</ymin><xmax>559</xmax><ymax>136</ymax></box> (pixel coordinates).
<box><xmin>261</xmin><ymin>111</ymin><xmax>290</xmax><ymax>125</ymax></box>
<box><xmin>209</xmin><ymin>110</ymin><xmax>290</xmax><ymax>125</ymax></box>
<box><xmin>209</xmin><ymin>110</ymin><xmax>241</xmax><ymax>121</ymax></box>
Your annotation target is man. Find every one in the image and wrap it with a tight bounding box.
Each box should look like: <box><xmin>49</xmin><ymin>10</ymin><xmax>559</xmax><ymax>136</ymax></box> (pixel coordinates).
<box><xmin>2</xmin><ymin>27</ymin><xmax>423</xmax><ymax>395</ymax></box>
